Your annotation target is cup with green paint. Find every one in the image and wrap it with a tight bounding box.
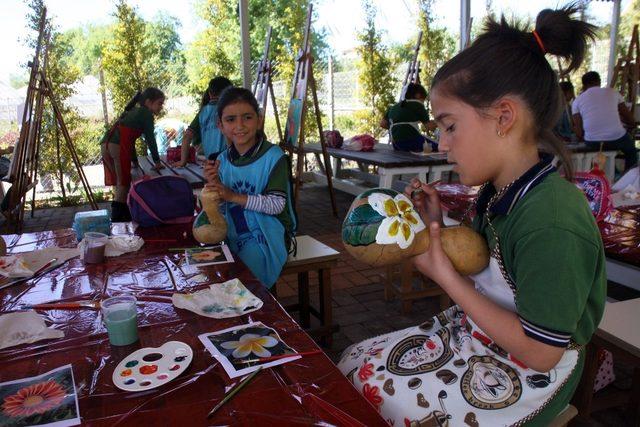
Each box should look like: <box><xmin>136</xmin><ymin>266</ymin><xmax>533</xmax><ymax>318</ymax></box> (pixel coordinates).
<box><xmin>101</xmin><ymin>294</ymin><xmax>139</xmax><ymax>346</ymax></box>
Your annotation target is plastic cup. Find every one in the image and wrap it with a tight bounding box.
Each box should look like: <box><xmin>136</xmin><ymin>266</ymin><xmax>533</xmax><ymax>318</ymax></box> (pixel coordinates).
<box><xmin>101</xmin><ymin>295</ymin><xmax>138</xmax><ymax>346</ymax></box>
<box><xmin>83</xmin><ymin>232</ymin><xmax>108</xmax><ymax>264</ymax></box>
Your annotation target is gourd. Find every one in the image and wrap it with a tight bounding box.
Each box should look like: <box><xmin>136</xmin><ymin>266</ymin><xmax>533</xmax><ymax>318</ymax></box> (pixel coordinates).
<box><xmin>192</xmin><ymin>186</ymin><xmax>227</xmax><ymax>244</ymax></box>
<box><xmin>342</xmin><ymin>188</ymin><xmax>489</xmax><ymax>275</ymax></box>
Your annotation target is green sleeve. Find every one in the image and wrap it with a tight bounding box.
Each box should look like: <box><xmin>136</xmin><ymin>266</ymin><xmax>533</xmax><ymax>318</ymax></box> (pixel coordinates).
<box><xmin>513</xmin><ymin>227</ymin><xmax>604</xmax><ymax>346</ymax></box>
<box><xmin>141</xmin><ymin>109</ymin><xmax>159</xmax><ymax>162</ymax></box>
<box><xmin>417</xmin><ymin>103</ymin><xmax>429</xmax><ymax>122</ymax></box>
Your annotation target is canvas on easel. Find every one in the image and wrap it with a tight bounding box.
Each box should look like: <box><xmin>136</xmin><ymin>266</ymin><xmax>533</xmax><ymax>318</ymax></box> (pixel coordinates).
<box><xmin>5</xmin><ymin>8</ymin><xmax>97</xmax><ymax>233</ymax></box>
<box><xmin>252</xmin><ymin>27</ymin><xmax>283</xmax><ymax>143</ymax></box>
<box><xmin>399</xmin><ymin>31</ymin><xmax>422</xmax><ymax>101</ymax></box>
<box><xmin>281</xmin><ymin>3</ymin><xmax>337</xmax><ymax>217</ymax></box>
<box><xmin>610</xmin><ymin>24</ymin><xmax>639</xmax><ymax>120</ymax></box>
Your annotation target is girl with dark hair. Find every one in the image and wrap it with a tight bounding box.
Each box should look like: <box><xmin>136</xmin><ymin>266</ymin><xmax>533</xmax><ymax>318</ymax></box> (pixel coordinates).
<box><xmin>101</xmin><ymin>87</ymin><xmax>165</xmax><ymax>221</ymax></box>
<box><xmin>202</xmin><ymin>87</ymin><xmax>296</xmax><ymax>289</ymax></box>
<box><xmin>172</xmin><ymin>77</ymin><xmax>233</xmax><ymax>167</ymax></box>
<box><xmin>381</xmin><ymin>82</ymin><xmax>436</xmax><ymax>152</ymax></box>
<box><xmin>339</xmin><ymin>5</ymin><xmax>606</xmax><ymax>425</ymax></box>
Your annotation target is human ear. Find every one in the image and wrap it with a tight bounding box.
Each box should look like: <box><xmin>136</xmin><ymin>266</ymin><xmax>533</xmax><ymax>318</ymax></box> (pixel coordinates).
<box><xmin>494</xmin><ymin>97</ymin><xmax>518</xmax><ymax>137</ymax></box>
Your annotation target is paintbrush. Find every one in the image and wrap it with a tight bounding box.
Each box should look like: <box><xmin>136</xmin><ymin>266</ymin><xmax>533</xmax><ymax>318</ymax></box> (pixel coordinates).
<box><xmin>236</xmin><ymin>349</ymin><xmax>323</xmax><ymax>364</ymax></box>
<box><xmin>410</xmin><ymin>179</ymin><xmax>442</xmax><ymax>199</ymax></box>
<box><xmin>207</xmin><ymin>367</ymin><xmax>263</xmax><ymax>418</ymax></box>
<box><xmin>21</xmin><ymin>300</ymin><xmax>101</xmax><ymax>310</ymax></box>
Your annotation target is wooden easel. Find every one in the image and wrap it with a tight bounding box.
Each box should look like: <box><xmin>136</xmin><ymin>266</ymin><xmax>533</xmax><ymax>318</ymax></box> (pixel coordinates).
<box><xmin>6</xmin><ymin>8</ymin><xmax>97</xmax><ymax>232</ymax></box>
<box><xmin>399</xmin><ymin>31</ymin><xmax>422</xmax><ymax>101</ymax></box>
<box><xmin>281</xmin><ymin>4</ymin><xmax>337</xmax><ymax>217</ymax></box>
<box><xmin>610</xmin><ymin>24</ymin><xmax>639</xmax><ymax>120</ymax></box>
<box><xmin>252</xmin><ymin>27</ymin><xmax>283</xmax><ymax>143</ymax></box>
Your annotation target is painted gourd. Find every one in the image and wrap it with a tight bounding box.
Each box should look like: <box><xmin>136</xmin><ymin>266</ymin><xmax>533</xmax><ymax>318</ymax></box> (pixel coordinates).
<box><xmin>342</xmin><ymin>188</ymin><xmax>489</xmax><ymax>275</ymax></box>
<box><xmin>192</xmin><ymin>186</ymin><xmax>227</xmax><ymax>244</ymax></box>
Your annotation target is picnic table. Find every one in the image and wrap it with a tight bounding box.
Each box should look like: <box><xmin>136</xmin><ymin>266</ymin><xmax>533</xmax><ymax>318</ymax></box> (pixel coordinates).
<box><xmin>131</xmin><ymin>155</ymin><xmax>206</xmax><ymax>189</ymax></box>
<box><xmin>0</xmin><ymin>225</ymin><xmax>387</xmax><ymax>426</ymax></box>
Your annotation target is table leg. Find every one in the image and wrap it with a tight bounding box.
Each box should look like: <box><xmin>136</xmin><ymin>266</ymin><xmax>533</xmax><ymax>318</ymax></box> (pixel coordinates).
<box><xmin>319</xmin><ymin>267</ymin><xmax>333</xmax><ymax>346</ymax></box>
<box><xmin>298</xmin><ymin>271</ymin><xmax>310</xmax><ymax>328</ymax></box>
<box><xmin>572</xmin><ymin>342</ymin><xmax>600</xmax><ymax>423</ymax></box>
<box><xmin>400</xmin><ymin>260</ymin><xmax>413</xmax><ymax>314</ymax></box>
<box><xmin>626</xmin><ymin>367</ymin><xmax>640</xmax><ymax>426</ymax></box>
<box><xmin>379</xmin><ymin>173</ymin><xmax>393</xmax><ymax>189</ymax></box>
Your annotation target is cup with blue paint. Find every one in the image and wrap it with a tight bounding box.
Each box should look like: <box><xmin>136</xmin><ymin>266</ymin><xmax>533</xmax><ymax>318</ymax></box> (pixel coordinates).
<box><xmin>102</xmin><ymin>294</ymin><xmax>139</xmax><ymax>346</ymax></box>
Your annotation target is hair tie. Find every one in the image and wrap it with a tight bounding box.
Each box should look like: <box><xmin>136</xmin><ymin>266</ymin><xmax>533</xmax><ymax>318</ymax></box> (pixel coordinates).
<box><xmin>532</xmin><ymin>30</ymin><xmax>546</xmax><ymax>54</ymax></box>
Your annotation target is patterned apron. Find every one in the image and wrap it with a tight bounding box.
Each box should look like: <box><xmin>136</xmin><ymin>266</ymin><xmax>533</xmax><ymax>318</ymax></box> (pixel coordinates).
<box><xmin>337</xmin><ymin>256</ymin><xmax>580</xmax><ymax>426</ymax></box>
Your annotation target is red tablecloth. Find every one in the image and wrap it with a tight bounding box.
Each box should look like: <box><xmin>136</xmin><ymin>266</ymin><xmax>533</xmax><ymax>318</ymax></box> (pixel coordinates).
<box><xmin>436</xmin><ymin>183</ymin><xmax>640</xmax><ymax>268</ymax></box>
<box><xmin>0</xmin><ymin>224</ymin><xmax>387</xmax><ymax>426</ymax></box>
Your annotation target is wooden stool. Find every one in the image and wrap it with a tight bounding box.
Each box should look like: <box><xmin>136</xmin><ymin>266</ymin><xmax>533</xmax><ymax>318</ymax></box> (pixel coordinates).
<box><xmin>281</xmin><ymin>235</ymin><xmax>340</xmax><ymax>346</ymax></box>
<box><xmin>384</xmin><ymin>259</ymin><xmax>450</xmax><ymax>314</ymax></box>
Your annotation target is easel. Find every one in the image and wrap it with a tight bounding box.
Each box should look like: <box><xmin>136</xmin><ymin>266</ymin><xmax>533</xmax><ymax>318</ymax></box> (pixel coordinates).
<box><xmin>610</xmin><ymin>24</ymin><xmax>639</xmax><ymax>120</ymax></box>
<box><xmin>252</xmin><ymin>27</ymin><xmax>283</xmax><ymax>143</ymax></box>
<box><xmin>5</xmin><ymin>8</ymin><xmax>97</xmax><ymax>232</ymax></box>
<box><xmin>399</xmin><ymin>31</ymin><xmax>422</xmax><ymax>101</ymax></box>
<box><xmin>281</xmin><ymin>3</ymin><xmax>337</xmax><ymax>217</ymax></box>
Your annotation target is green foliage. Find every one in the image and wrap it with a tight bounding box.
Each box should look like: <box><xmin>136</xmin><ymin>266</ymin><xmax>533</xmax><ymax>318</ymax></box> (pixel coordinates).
<box><xmin>9</xmin><ymin>73</ymin><xmax>28</xmax><ymax>89</ymax></box>
<box><xmin>416</xmin><ymin>0</ymin><xmax>456</xmax><ymax>94</ymax></box>
<box><xmin>355</xmin><ymin>0</ymin><xmax>396</xmax><ymax>136</ymax></box>
<box><xmin>62</xmin><ymin>24</ymin><xmax>112</xmax><ymax>75</ymax></box>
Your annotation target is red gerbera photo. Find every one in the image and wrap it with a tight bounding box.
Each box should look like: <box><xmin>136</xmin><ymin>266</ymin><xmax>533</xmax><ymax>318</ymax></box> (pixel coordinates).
<box><xmin>2</xmin><ymin>380</ymin><xmax>66</xmax><ymax>418</ymax></box>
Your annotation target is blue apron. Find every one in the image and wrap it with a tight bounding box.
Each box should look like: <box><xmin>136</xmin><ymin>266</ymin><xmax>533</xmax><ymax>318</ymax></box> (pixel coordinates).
<box><xmin>199</xmin><ymin>103</ymin><xmax>226</xmax><ymax>158</ymax></box>
<box><xmin>218</xmin><ymin>143</ymin><xmax>296</xmax><ymax>288</ymax></box>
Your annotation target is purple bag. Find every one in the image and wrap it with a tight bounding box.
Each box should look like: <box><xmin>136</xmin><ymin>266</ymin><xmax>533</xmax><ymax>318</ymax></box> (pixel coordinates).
<box><xmin>127</xmin><ymin>175</ymin><xmax>195</xmax><ymax>227</ymax></box>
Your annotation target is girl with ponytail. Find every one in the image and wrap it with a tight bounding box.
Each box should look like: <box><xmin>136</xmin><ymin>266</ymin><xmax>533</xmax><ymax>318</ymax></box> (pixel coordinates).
<box><xmin>338</xmin><ymin>5</ymin><xmax>606</xmax><ymax>425</ymax></box>
<box><xmin>101</xmin><ymin>87</ymin><xmax>166</xmax><ymax>221</ymax></box>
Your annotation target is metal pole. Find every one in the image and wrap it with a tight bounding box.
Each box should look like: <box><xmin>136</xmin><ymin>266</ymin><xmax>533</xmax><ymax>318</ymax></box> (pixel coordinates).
<box><xmin>239</xmin><ymin>0</ymin><xmax>252</xmax><ymax>89</ymax></box>
<box><xmin>607</xmin><ymin>0</ymin><xmax>621</xmax><ymax>86</ymax></box>
<box><xmin>460</xmin><ymin>0</ymin><xmax>471</xmax><ymax>51</ymax></box>
<box><xmin>328</xmin><ymin>56</ymin><xmax>334</xmax><ymax>131</ymax></box>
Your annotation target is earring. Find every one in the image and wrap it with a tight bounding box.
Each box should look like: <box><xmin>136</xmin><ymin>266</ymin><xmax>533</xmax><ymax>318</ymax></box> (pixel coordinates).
<box><xmin>497</xmin><ymin>129</ymin><xmax>505</xmax><ymax>137</ymax></box>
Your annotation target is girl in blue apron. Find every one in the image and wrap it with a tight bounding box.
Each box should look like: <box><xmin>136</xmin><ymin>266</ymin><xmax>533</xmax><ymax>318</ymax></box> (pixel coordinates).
<box><xmin>203</xmin><ymin>87</ymin><xmax>296</xmax><ymax>288</ymax></box>
<box><xmin>172</xmin><ymin>77</ymin><xmax>232</xmax><ymax>167</ymax></box>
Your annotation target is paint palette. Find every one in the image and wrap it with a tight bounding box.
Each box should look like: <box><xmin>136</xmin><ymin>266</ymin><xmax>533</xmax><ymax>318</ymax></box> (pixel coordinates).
<box><xmin>112</xmin><ymin>341</ymin><xmax>193</xmax><ymax>391</ymax></box>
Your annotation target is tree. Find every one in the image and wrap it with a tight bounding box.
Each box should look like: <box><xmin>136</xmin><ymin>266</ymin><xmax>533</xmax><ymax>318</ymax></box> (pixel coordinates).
<box><xmin>101</xmin><ymin>0</ymin><xmax>154</xmax><ymax>114</ymax></box>
<box><xmin>63</xmin><ymin>24</ymin><xmax>112</xmax><ymax>76</ymax></box>
<box><xmin>354</xmin><ymin>0</ymin><xmax>396</xmax><ymax>136</ymax></box>
<box><xmin>145</xmin><ymin>12</ymin><xmax>187</xmax><ymax>96</ymax></box>
<box><xmin>416</xmin><ymin>0</ymin><xmax>456</xmax><ymax>94</ymax></box>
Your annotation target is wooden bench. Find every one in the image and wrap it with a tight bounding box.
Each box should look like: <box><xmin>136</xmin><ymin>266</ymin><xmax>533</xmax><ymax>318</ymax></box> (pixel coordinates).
<box><xmin>384</xmin><ymin>260</ymin><xmax>451</xmax><ymax>314</ymax></box>
<box><xmin>281</xmin><ymin>235</ymin><xmax>340</xmax><ymax>345</ymax></box>
<box><xmin>572</xmin><ymin>298</ymin><xmax>640</xmax><ymax>425</ymax></box>
<box><xmin>566</xmin><ymin>143</ymin><xmax>618</xmax><ymax>182</ymax></box>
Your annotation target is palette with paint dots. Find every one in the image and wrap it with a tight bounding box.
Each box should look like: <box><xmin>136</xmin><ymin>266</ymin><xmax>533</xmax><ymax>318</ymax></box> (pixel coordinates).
<box><xmin>112</xmin><ymin>341</ymin><xmax>193</xmax><ymax>391</ymax></box>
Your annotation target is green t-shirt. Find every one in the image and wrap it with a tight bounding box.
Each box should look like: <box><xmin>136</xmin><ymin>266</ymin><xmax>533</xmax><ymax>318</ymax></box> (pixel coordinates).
<box><xmin>102</xmin><ymin>106</ymin><xmax>160</xmax><ymax>161</ymax></box>
<box><xmin>473</xmin><ymin>170</ymin><xmax>606</xmax><ymax>426</ymax></box>
<box><xmin>228</xmin><ymin>139</ymin><xmax>296</xmax><ymax>249</ymax></box>
<box><xmin>385</xmin><ymin>100</ymin><xmax>429</xmax><ymax>142</ymax></box>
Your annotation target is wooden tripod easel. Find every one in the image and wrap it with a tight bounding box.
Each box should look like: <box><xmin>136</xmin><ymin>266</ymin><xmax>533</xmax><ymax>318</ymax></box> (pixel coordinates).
<box><xmin>6</xmin><ymin>8</ymin><xmax>97</xmax><ymax>232</ymax></box>
<box><xmin>399</xmin><ymin>31</ymin><xmax>422</xmax><ymax>101</ymax></box>
<box><xmin>610</xmin><ymin>24</ymin><xmax>640</xmax><ymax>120</ymax></box>
<box><xmin>252</xmin><ymin>27</ymin><xmax>283</xmax><ymax>143</ymax></box>
<box><xmin>281</xmin><ymin>3</ymin><xmax>337</xmax><ymax>217</ymax></box>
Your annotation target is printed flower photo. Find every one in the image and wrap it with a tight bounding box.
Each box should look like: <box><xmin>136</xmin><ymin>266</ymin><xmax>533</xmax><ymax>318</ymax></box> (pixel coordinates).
<box><xmin>199</xmin><ymin>322</ymin><xmax>299</xmax><ymax>378</ymax></box>
<box><xmin>185</xmin><ymin>245</ymin><xmax>234</xmax><ymax>267</ymax></box>
<box><xmin>0</xmin><ymin>364</ymin><xmax>80</xmax><ymax>427</ymax></box>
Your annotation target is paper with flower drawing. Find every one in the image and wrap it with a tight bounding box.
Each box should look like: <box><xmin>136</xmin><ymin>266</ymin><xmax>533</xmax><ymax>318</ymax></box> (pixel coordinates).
<box><xmin>185</xmin><ymin>245</ymin><xmax>233</xmax><ymax>267</ymax></box>
<box><xmin>198</xmin><ymin>322</ymin><xmax>300</xmax><ymax>378</ymax></box>
<box><xmin>0</xmin><ymin>364</ymin><xmax>80</xmax><ymax>427</ymax></box>
<box><xmin>172</xmin><ymin>278</ymin><xmax>263</xmax><ymax>319</ymax></box>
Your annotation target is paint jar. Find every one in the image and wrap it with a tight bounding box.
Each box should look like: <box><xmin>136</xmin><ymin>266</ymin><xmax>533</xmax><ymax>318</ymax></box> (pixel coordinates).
<box><xmin>83</xmin><ymin>232</ymin><xmax>108</xmax><ymax>264</ymax></box>
<box><xmin>102</xmin><ymin>294</ymin><xmax>138</xmax><ymax>346</ymax></box>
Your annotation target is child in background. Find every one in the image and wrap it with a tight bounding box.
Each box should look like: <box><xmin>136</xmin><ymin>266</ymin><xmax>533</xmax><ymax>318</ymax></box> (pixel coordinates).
<box><xmin>339</xmin><ymin>6</ymin><xmax>605</xmax><ymax>426</ymax></box>
<box><xmin>203</xmin><ymin>87</ymin><xmax>296</xmax><ymax>289</ymax></box>
<box><xmin>101</xmin><ymin>87</ymin><xmax>165</xmax><ymax>222</ymax></box>
<box><xmin>173</xmin><ymin>77</ymin><xmax>233</xmax><ymax>167</ymax></box>
<box><xmin>381</xmin><ymin>83</ymin><xmax>436</xmax><ymax>152</ymax></box>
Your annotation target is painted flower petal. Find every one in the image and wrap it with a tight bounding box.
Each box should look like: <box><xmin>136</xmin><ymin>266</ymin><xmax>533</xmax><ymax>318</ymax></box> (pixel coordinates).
<box><xmin>232</xmin><ymin>347</ymin><xmax>251</xmax><ymax>359</ymax></box>
<box><xmin>388</xmin><ymin>219</ymin><xmax>400</xmax><ymax>237</ymax></box>
<box><xmin>367</xmin><ymin>193</ymin><xmax>394</xmax><ymax>217</ymax></box>
<box><xmin>404</xmin><ymin>212</ymin><xmax>419</xmax><ymax>225</ymax></box>
<box><xmin>238</xmin><ymin>333</ymin><xmax>261</xmax><ymax>344</ymax></box>
<box><xmin>383</xmin><ymin>199</ymin><xmax>399</xmax><ymax>216</ymax></box>
<box><xmin>256</xmin><ymin>335</ymin><xmax>278</xmax><ymax>348</ymax></box>
<box><xmin>394</xmin><ymin>193</ymin><xmax>413</xmax><ymax>211</ymax></box>
<box><xmin>221</xmin><ymin>340</ymin><xmax>241</xmax><ymax>349</ymax></box>
<box><xmin>396</xmin><ymin>221</ymin><xmax>415</xmax><ymax>250</ymax></box>
<box><xmin>252</xmin><ymin>344</ymin><xmax>272</xmax><ymax>358</ymax></box>
<box><xmin>375</xmin><ymin>217</ymin><xmax>402</xmax><ymax>245</ymax></box>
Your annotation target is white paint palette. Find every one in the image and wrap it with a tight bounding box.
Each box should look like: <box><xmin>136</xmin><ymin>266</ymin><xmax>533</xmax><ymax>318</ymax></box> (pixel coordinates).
<box><xmin>112</xmin><ymin>341</ymin><xmax>193</xmax><ymax>391</ymax></box>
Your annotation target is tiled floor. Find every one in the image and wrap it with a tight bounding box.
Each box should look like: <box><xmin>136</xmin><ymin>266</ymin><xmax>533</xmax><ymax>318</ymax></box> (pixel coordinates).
<box><xmin>3</xmin><ymin>184</ymin><xmax>634</xmax><ymax>426</ymax></box>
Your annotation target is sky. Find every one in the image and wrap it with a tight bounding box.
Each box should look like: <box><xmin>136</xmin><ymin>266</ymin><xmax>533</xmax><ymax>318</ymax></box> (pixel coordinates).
<box><xmin>0</xmin><ymin>0</ymin><xmax>631</xmax><ymax>83</ymax></box>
